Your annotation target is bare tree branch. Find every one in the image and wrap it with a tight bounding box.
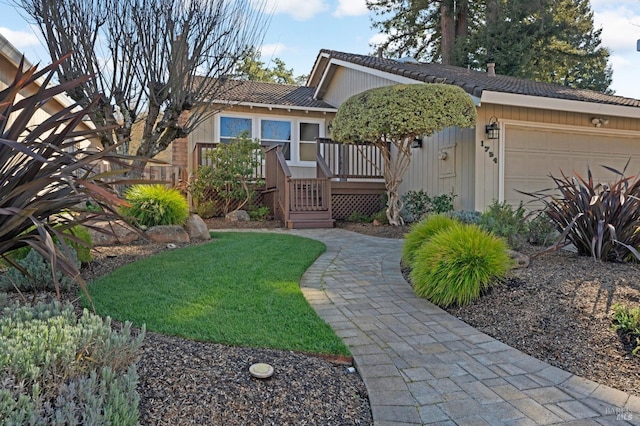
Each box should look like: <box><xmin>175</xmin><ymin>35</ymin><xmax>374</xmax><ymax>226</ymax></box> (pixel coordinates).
<box><xmin>17</xmin><ymin>0</ymin><xmax>269</xmax><ymax>176</ymax></box>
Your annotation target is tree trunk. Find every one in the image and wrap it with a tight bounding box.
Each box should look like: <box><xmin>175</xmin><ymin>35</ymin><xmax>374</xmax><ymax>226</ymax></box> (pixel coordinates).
<box><xmin>440</xmin><ymin>0</ymin><xmax>456</xmax><ymax>64</ymax></box>
<box><xmin>486</xmin><ymin>0</ymin><xmax>499</xmax><ymax>26</ymax></box>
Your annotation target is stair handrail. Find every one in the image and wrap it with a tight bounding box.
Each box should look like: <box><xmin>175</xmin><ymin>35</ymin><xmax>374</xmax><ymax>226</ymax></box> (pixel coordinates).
<box><xmin>264</xmin><ymin>145</ymin><xmax>292</xmax><ymax>223</ymax></box>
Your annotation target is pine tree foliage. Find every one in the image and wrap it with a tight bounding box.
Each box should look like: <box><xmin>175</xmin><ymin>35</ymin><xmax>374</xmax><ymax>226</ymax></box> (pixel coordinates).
<box><xmin>367</xmin><ymin>0</ymin><xmax>612</xmax><ymax>92</ymax></box>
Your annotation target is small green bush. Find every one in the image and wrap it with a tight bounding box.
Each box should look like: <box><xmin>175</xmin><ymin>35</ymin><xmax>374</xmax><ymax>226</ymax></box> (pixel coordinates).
<box><xmin>5</xmin><ymin>225</ymin><xmax>93</xmax><ymax>265</ymax></box>
<box><xmin>371</xmin><ymin>209</ymin><xmax>389</xmax><ymax>225</ymax></box>
<box><xmin>121</xmin><ymin>184</ymin><xmax>189</xmax><ymax>227</ymax></box>
<box><xmin>346</xmin><ymin>211</ymin><xmax>371</xmax><ymax>223</ymax></box>
<box><xmin>402</xmin><ymin>214</ymin><xmax>458</xmax><ymax>266</ymax></box>
<box><xmin>447</xmin><ymin>210</ymin><xmax>482</xmax><ymax>225</ymax></box>
<box><xmin>479</xmin><ymin>200</ymin><xmax>528</xmax><ymax>250</ymax></box>
<box><xmin>0</xmin><ymin>302</ymin><xmax>144</xmax><ymax>424</ymax></box>
<box><xmin>401</xmin><ymin>190</ymin><xmax>456</xmax><ymax>223</ymax></box>
<box><xmin>612</xmin><ymin>304</ymin><xmax>640</xmax><ymax>357</ymax></box>
<box><xmin>196</xmin><ymin>200</ymin><xmax>218</xmax><ymax>219</ymax></box>
<box><xmin>0</xmin><ymin>245</ymin><xmax>79</xmax><ymax>292</ymax></box>
<box><xmin>410</xmin><ymin>224</ymin><xmax>514</xmax><ymax>307</ymax></box>
<box><xmin>248</xmin><ymin>206</ymin><xmax>270</xmax><ymax>221</ymax></box>
<box><xmin>526</xmin><ymin>212</ymin><xmax>557</xmax><ymax>246</ymax></box>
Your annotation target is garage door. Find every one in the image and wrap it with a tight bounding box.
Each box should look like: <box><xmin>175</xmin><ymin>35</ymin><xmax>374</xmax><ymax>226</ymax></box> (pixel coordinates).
<box><xmin>503</xmin><ymin>126</ymin><xmax>640</xmax><ymax>208</ymax></box>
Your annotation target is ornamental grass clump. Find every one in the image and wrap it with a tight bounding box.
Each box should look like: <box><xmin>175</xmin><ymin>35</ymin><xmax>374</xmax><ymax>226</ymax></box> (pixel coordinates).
<box><xmin>121</xmin><ymin>184</ymin><xmax>189</xmax><ymax>227</ymax></box>
<box><xmin>523</xmin><ymin>163</ymin><xmax>640</xmax><ymax>262</ymax></box>
<box><xmin>0</xmin><ymin>301</ymin><xmax>144</xmax><ymax>424</ymax></box>
<box><xmin>410</xmin><ymin>224</ymin><xmax>514</xmax><ymax>307</ymax></box>
<box><xmin>402</xmin><ymin>214</ymin><xmax>458</xmax><ymax>265</ymax></box>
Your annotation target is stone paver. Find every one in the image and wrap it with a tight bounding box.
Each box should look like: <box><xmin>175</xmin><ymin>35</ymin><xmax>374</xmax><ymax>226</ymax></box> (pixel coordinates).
<box><xmin>220</xmin><ymin>228</ymin><xmax>640</xmax><ymax>425</ymax></box>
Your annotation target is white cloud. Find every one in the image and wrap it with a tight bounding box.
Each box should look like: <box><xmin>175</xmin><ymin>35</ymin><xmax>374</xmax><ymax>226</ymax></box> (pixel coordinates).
<box><xmin>259</xmin><ymin>0</ymin><xmax>328</xmax><ymax>21</ymax></box>
<box><xmin>333</xmin><ymin>0</ymin><xmax>368</xmax><ymax>17</ymax></box>
<box><xmin>592</xmin><ymin>3</ymin><xmax>640</xmax><ymax>53</ymax></box>
<box><xmin>368</xmin><ymin>32</ymin><xmax>388</xmax><ymax>47</ymax></box>
<box><xmin>260</xmin><ymin>42</ymin><xmax>287</xmax><ymax>58</ymax></box>
<box><xmin>0</xmin><ymin>27</ymin><xmax>40</xmax><ymax>49</ymax></box>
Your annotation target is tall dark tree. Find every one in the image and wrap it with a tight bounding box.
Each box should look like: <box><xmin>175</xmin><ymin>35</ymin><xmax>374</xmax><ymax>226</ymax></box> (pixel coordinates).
<box><xmin>17</xmin><ymin>0</ymin><xmax>268</xmax><ymax>176</ymax></box>
<box><xmin>367</xmin><ymin>0</ymin><xmax>478</xmax><ymax>65</ymax></box>
<box><xmin>368</xmin><ymin>0</ymin><xmax>612</xmax><ymax>92</ymax></box>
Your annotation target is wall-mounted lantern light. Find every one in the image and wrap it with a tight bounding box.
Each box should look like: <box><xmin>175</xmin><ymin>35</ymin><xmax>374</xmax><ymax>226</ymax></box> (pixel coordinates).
<box><xmin>411</xmin><ymin>136</ymin><xmax>423</xmax><ymax>148</ymax></box>
<box><xmin>485</xmin><ymin>116</ymin><xmax>500</xmax><ymax>140</ymax></box>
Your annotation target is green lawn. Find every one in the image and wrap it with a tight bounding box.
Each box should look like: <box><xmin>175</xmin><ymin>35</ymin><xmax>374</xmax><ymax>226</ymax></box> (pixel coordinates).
<box><xmin>87</xmin><ymin>232</ymin><xmax>349</xmax><ymax>355</ymax></box>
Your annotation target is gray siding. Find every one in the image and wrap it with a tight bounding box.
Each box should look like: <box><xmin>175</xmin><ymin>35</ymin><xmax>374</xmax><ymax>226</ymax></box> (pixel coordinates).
<box><xmin>398</xmin><ymin>127</ymin><xmax>476</xmax><ymax>211</ymax></box>
<box><xmin>323</xmin><ymin>67</ymin><xmax>399</xmax><ymax>107</ymax></box>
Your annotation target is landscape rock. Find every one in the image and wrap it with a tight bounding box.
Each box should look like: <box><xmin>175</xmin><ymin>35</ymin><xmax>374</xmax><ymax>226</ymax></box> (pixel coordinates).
<box><xmin>145</xmin><ymin>225</ymin><xmax>190</xmax><ymax>244</ymax></box>
<box><xmin>225</xmin><ymin>210</ymin><xmax>250</xmax><ymax>222</ymax></box>
<box><xmin>87</xmin><ymin>220</ymin><xmax>139</xmax><ymax>246</ymax></box>
<box><xmin>185</xmin><ymin>214</ymin><xmax>211</xmax><ymax>240</ymax></box>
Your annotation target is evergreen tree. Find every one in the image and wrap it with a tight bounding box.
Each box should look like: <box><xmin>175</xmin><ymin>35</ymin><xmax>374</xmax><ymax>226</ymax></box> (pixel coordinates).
<box><xmin>368</xmin><ymin>0</ymin><xmax>612</xmax><ymax>92</ymax></box>
<box><xmin>234</xmin><ymin>48</ymin><xmax>302</xmax><ymax>85</ymax></box>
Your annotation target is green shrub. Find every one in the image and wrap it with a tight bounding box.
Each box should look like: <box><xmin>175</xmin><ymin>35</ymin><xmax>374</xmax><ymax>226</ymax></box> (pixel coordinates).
<box><xmin>526</xmin><ymin>212</ymin><xmax>557</xmax><ymax>246</ymax></box>
<box><xmin>401</xmin><ymin>190</ymin><xmax>456</xmax><ymax>223</ymax></box>
<box><xmin>346</xmin><ymin>211</ymin><xmax>371</xmax><ymax>223</ymax></box>
<box><xmin>523</xmin><ymin>165</ymin><xmax>640</xmax><ymax>262</ymax></box>
<box><xmin>479</xmin><ymin>200</ymin><xmax>528</xmax><ymax>250</ymax></box>
<box><xmin>0</xmin><ymin>302</ymin><xmax>144</xmax><ymax>424</ymax></box>
<box><xmin>0</xmin><ymin>245</ymin><xmax>79</xmax><ymax>292</ymax></box>
<box><xmin>612</xmin><ymin>304</ymin><xmax>640</xmax><ymax>357</ymax></box>
<box><xmin>371</xmin><ymin>209</ymin><xmax>389</xmax><ymax>225</ymax></box>
<box><xmin>121</xmin><ymin>184</ymin><xmax>189</xmax><ymax>227</ymax></box>
<box><xmin>189</xmin><ymin>136</ymin><xmax>263</xmax><ymax>215</ymax></box>
<box><xmin>410</xmin><ymin>224</ymin><xmax>514</xmax><ymax>307</ymax></box>
<box><xmin>402</xmin><ymin>214</ymin><xmax>458</xmax><ymax>266</ymax></box>
<box><xmin>448</xmin><ymin>209</ymin><xmax>482</xmax><ymax>225</ymax></box>
<box><xmin>196</xmin><ymin>200</ymin><xmax>218</xmax><ymax>219</ymax></box>
<box><xmin>248</xmin><ymin>206</ymin><xmax>270</xmax><ymax>221</ymax></box>
<box><xmin>5</xmin><ymin>225</ymin><xmax>92</xmax><ymax>265</ymax></box>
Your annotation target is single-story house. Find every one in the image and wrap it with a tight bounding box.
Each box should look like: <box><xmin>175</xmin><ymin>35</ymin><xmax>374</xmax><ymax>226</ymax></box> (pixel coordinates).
<box><xmin>177</xmin><ymin>49</ymin><xmax>640</xmax><ymax>227</ymax></box>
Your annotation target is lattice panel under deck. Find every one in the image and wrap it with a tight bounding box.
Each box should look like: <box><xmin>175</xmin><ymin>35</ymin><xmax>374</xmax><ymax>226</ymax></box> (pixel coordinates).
<box><xmin>331</xmin><ymin>194</ymin><xmax>384</xmax><ymax>220</ymax></box>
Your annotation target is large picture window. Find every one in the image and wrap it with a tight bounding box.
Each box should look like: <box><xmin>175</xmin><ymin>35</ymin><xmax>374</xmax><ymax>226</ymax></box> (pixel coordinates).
<box><xmin>220</xmin><ymin>116</ymin><xmax>252</xmax><ymax>143</ymax></box>
<box><xmin>261</xmin><ymin>119</ymin><xmax>292</xmax><ymax>160</ymax></box>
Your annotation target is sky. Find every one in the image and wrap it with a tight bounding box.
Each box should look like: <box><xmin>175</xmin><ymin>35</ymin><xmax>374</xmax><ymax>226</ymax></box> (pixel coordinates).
<box><xmin>1</xmin><ymin>0</ymin><xmax>639</xmax><ymax>99</ymax></box>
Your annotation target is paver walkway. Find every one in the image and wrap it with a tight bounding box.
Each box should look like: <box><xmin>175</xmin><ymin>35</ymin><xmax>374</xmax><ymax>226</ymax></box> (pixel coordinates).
<box><xmin>221</xmin><ymin>228</ymin><xmax>640</xmax><ymax>425</ymax></box>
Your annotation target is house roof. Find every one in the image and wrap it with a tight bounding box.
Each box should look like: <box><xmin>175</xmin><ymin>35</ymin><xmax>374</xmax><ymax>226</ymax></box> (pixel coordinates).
<box><xmin>311</xmin><ymin>49</ymin><xmax>640</xmax><ymax>109</ymax></box>
<box><xmin>213</xmin><ymin>79</ymin><xmax>336</xmax><ymax>112</ymax></box>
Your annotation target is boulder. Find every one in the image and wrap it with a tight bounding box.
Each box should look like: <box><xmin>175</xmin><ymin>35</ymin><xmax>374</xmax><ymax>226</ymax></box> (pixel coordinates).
<box><xmin>145</xmin><ymin>225</ymin><xmax>190</xmax><ymax>244</ymax></box>
<box><xmin>87</xmin><ymin>220</ymin><xmax>139</xmax><ymax>246</ymax></box>
<box><xmin>185</xmin><ymin>214</ymin><xmax>211</xmax><ymax>240</ymax></box>
<box><xmin>225</xmin><ymin>210</ymin><xmax>250</xmax><ymax>222</ymax></box>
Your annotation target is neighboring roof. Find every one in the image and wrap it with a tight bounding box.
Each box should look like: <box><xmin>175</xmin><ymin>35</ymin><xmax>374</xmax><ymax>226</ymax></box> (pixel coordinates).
<box><xmin>213</xmin><ymin>79</ymin><xmax>336</xmax><ymax>112</ymax></box>
<box><xmin>0</xmin><ymin>33</ymin><xmax>34</xmax><ymax>69</ymax></box>
<box><xmin>311</xmin><ymin>49</ymin><xmax>640</xmax><ymax>109</ymax></box>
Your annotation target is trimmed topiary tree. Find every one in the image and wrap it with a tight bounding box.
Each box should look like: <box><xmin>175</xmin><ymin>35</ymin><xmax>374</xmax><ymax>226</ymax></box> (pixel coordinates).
<box><xmin>330</xmin><ymin>83</ymin><xmax>477</xmax><ymax>226</ymax></box>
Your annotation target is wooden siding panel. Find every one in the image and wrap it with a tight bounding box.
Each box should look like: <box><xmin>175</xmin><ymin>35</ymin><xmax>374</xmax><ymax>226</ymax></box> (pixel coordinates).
<box><xmin>323</xmin><ymin>67</ymin><xmax>399</xmax><ymax>107</ymax></box>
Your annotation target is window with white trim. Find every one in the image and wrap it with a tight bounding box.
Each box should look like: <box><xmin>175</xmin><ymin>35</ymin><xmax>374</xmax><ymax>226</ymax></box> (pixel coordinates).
<box><xmin>220</xmin><ymin>116</ymin><xmax>252</xmax><ymax>143</ymax></box>
<box><xmin>299</xmin><ymin>122</ymin><xmax>320</xmax><ymax>162</ymax></box>
<box><xmin>260</xmin><ymin>119</ymin><xmax>292</xmax><ymax>160</ymax></box>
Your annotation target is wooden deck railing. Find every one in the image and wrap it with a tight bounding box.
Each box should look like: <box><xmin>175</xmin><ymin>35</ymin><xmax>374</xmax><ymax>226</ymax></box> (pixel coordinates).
<box><xmin>317</xmin><ymin>138</ymin><xmax>384</xmax><ymax>180</ymax></box>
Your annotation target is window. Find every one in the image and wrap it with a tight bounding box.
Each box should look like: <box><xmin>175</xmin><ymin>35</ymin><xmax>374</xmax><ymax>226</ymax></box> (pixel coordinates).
<box><xmin>261</xmin><ymin>119</ymin><xmax>292</xmax><ymax>160</ymax></box>
<box><xmin>220</xmin><ymin>116</ymin><xmax>252</xmax><ymax>143</ymax></box>
<box><xmin>299</xmin><ymin>122</ymin><xmax>320</xmax><ymax>162</ymax></box>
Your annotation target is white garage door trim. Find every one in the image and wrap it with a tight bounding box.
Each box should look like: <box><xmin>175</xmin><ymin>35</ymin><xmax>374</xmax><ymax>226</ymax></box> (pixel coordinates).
<box><xmin>498</xmin><ymin>119</ymin><xmax>640</xmax><ymax>203</ymax></box>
